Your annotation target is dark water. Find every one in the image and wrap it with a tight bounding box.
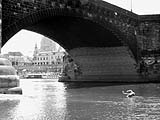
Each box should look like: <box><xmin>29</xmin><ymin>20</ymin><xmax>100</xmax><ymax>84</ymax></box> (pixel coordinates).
<box><xmin>0</xmin><ymin>79</ymin><xmax>160</xmax><ymax>120</ymax></box>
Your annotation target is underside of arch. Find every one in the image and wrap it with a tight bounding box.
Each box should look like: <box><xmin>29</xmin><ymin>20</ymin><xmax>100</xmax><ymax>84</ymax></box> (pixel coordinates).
<box><xmin>25</xmin><ymin>16</ymin><xmax>123</xmax><ymax>50</ymax></box>
<box><xmin>2</xmin><ymin>13</ymin><xmax>125</xmax><ymax>51</ymax></box>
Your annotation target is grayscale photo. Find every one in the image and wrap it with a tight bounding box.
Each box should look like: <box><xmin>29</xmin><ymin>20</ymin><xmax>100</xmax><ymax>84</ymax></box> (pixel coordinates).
<box><xmin>0</xmin><ymin>0</ymin><xmax>160</xmax><ymax>119</ymax></box>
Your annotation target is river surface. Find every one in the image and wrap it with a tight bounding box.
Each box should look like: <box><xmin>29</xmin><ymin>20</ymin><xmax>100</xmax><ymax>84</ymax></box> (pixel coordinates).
<box><xmin>0</xmin><ymin>79</ymin><xmax>160</xmax><ymax>120</ymax></box>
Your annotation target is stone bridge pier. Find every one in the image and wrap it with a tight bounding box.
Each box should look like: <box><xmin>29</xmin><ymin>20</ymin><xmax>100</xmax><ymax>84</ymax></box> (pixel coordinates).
<box><xmin>61</xmin><ymin>46</ymin><xmax>141</xmax><ymax>82</ymax></box>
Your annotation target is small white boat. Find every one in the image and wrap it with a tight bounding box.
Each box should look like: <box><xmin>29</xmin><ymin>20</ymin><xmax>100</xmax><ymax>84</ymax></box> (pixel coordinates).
<box><xmin>25</xmin><ymin>73</ymin><xmax>44</xmax><ymax>79</ymax></box>
<box><xmin>25</xmin><ymin>72</ymin><xmax>60</xmax><ymax>79</ymax></box>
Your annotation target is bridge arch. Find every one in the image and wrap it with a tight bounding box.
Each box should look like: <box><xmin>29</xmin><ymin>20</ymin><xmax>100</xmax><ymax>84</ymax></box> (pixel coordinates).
<box><xmin>2</xmin><ymin>7</ymin><xmax>141</xmax><ymax>82</ymax></box>
<box><xmin>2</xmin><ymin>8</ymin><xmax>128</xmax><ymax>51</ymax></box>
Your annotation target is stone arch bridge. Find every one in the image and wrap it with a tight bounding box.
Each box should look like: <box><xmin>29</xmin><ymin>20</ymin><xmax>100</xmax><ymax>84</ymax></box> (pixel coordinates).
<box><xmin>2</xmin><ymin>0</ymin><xmax>160</xmax><ymax>81</ymax></box>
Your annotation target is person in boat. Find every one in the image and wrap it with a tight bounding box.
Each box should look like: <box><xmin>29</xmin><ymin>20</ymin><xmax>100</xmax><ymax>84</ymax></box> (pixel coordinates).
<box><xmin>122</xmin><ymin>90</ymin><xmax>135</xmax><ymax>98</ymax></box>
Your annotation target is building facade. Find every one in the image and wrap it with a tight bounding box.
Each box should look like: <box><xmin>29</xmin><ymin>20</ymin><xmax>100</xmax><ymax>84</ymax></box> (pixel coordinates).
<box><xmin>33</xmin><ymin>51</ymin><xmax>64</xmax><ymax>65</ymax></box>
<box><xmin>32</xmin><ymin>37</ymin><xmax>65</xmax><ymax>66</ymax></box>
<box><xmin>1</xmin><ymin>52</ymin><xmax>32</xmax><ymax>66</ymax></box>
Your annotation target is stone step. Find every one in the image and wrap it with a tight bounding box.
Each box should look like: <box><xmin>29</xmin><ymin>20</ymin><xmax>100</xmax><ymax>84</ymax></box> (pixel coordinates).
<box><xmin>68</xmin><ymin>46</ymin><xmax>139</xmax><ymax>81</ymax></box>
<box><xmin>81</xmin><ymin>65</ymin><xmax>137</xmax><ymax>72</ymax></box>
<box><xmin>74</xmin><ymin>74</ymin><xmax>142</xmax><ymax>82</ymax></box>
<box><xmin>81</xmin><ymin>70</ymin><xmax>138</xmax><ymax>75</ymax></box>
<box><xmin>70</xmin><ymin>46</ymin><xmax>133</xmax><ymax>56</ymax></box>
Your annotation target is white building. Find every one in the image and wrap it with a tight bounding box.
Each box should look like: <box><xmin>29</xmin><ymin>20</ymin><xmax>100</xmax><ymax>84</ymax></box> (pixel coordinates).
<box><xmin>33</xmin><ymin>51</ymin><xmax>65</xmax><ymax>65</ymax></box>
<box><xmin>1</xmin><ymin>52</ymin><xmax>32</xmax><ymax>66</ymax></box>
<box><xmin>32</xmin><ymin>38</ymin><xmax>65</xmax><ymax>66</ymax></box>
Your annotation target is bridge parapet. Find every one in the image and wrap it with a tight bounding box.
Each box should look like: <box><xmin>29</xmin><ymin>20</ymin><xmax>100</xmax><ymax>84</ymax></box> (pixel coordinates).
<box><xmin>3</xmin><ymin>0</ymin><xmax>138</xmax><ymax>28</ymax></box>
<box><xmin>139</xmin><ymin>14</ymin><xmax>160</xmax><ymax>22</ymax></box>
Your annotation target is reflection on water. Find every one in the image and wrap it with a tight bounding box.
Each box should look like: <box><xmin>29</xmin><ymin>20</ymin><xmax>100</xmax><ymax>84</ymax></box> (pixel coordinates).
<box><xmin>0</xmin><ymin>79</ymin><xmax>160</xmax><ymax>120</ymax></box>
<box><xmin>122</xmin><ymin>96</ymin><xmax>160</xmax><ymax>120</ymax></box>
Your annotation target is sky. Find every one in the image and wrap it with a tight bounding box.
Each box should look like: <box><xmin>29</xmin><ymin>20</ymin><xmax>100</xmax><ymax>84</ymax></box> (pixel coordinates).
<box><xmin>1</xmin><ymin>0</ymin><xmax>160</xmax><ymax>57</ymax></box>
<box><xmin>103</xmin><ymin>0</ymin><xmax>160</xmax><ymax>15</ymax></box>
<box><xmin>1</xmin><ymin>30</ymin><xmax>43</xmax><ymax>57</ymax></box>
<box><xmin>1</xmin><ymin>30</ymin><xmax>64</xmax><ymax>57</ymax></box>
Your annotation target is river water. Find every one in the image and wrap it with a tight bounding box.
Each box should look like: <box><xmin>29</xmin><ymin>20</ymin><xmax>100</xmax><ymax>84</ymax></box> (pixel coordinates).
<box><xmin>0</xmin><ymin>79</ymin><xmax>160</xmax><ymax>120</ymax></box>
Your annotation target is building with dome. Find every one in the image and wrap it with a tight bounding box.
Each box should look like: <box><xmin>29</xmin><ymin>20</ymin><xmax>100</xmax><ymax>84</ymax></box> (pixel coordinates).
<box><xmin>32</xmin><ymin>37</ymin><xmax>65</xmax><ymax>73</ymax></box>
<box><xmin>32</xmin><ymin>37</ymin><xmax>65</xmax><ymax>66</ymax></box>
